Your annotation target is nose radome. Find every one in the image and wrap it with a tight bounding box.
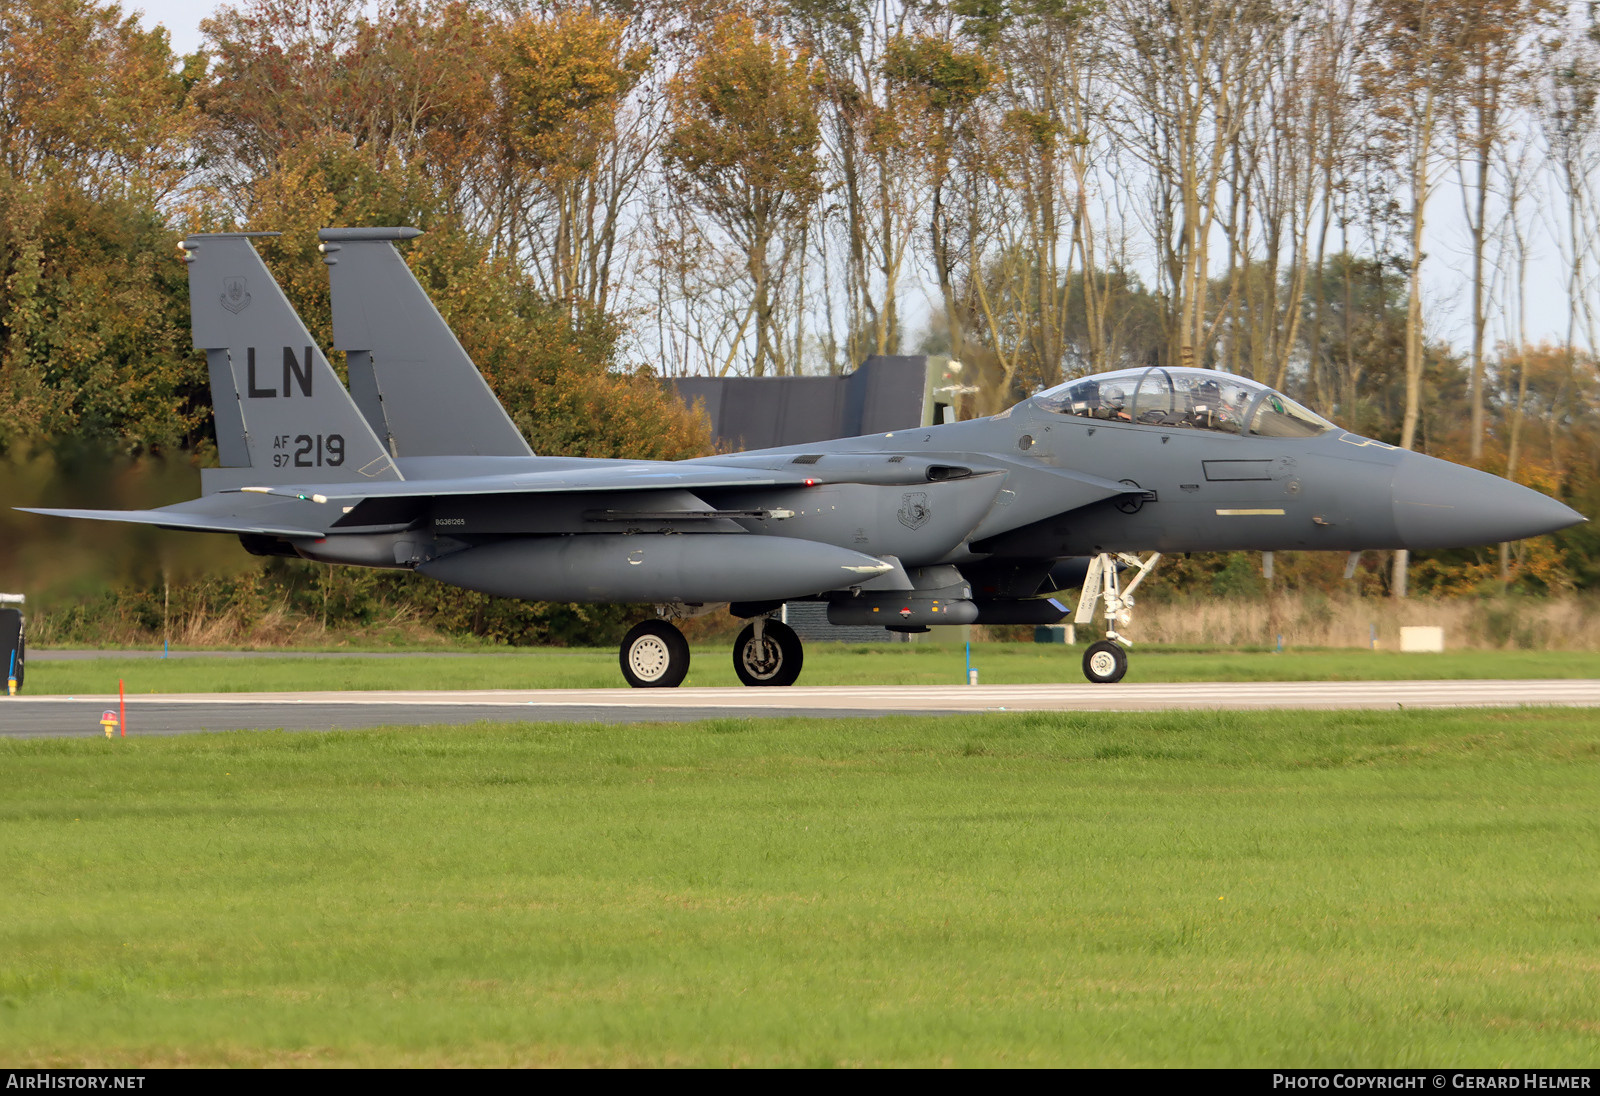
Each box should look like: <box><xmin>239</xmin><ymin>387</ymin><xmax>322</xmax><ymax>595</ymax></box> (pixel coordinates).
<box><xmin>1393</xmin><ymin>452</ymin><xmax>1587</xmax><ymax>550</ymax></box>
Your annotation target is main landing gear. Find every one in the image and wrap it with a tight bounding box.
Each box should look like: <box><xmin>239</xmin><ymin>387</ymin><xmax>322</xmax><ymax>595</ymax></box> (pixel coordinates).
<box><xmin>617</xmin><ymin>612</ymin><xmax>806</xmax><ymax>688</ymax></box>
<box><xmin>1073</xmin><ymin>552</ymin><xmax>1161</xmax><ymax>684</ymax></box>
<box><xmin>619</xmin><ymin>620</ymin><xmax>691</xmax><ymax>688</ymax></box>
<box><xmin>733</xmin><ymin>617</ymin><xmax>803</xmax><ymax>687</ymax></box>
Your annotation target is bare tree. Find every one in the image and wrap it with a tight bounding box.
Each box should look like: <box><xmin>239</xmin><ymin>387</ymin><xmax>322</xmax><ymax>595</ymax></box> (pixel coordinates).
<box><xmin>1221</xmin><ymin>6</ymin><xmax>1334</xmax><ymax>392</ymax></box>
<box><xmin>790</xmin><ymin>0</ymin><xmax>924</xmax><ymax>369</ymax></box>
<box><xmin>1107</xmin><ymin>0</ymin><xmax>1289</xmax><ymax>371</ymax></box>
<box><xmin>1536</xmin><ymin>6</ymin><xmax>1600</xmax><ymax>494</ymax></box>
<box><xmin>1298</xmin><ymin>0</ymin><xmax>1364</xmax><ymax>415</ymax></box>
<box><xmin>1495</xmin><ymin>120</ymin><xmax>1538</xmax><ymax>578</ymax></box>
<box><xmin>1362</xmin><ymin>0</ymin><xmax>1477</xmax><ymax>597</ymax></box>
<box><xmin>1451</xmin><ymin>0</ymin><xmax>1558</xmax><ymax>464</ymax></box>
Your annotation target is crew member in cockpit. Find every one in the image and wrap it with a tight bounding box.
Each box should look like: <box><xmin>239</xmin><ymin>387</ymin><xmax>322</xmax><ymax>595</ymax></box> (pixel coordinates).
<box><xmin>1192</xmin><ymin>378</ymin><xmax>1222</xmax><ymax>429</ymax></box>
<box><xmin>1101</xmin><ymin>385</ymin><xmax>1132</xmax><ymax>422</ymax></box>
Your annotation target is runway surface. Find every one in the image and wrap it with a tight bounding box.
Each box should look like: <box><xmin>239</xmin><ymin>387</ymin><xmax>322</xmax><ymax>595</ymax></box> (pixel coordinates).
<box><xmin>29</xmin><ymin>649</ymin><xmax>576</xmax><ymax>660</ymax></box>
<box><xmin>4</xmin><ymin>679</ymin><xmax>1599</xmax><ymax>737</ymax></box>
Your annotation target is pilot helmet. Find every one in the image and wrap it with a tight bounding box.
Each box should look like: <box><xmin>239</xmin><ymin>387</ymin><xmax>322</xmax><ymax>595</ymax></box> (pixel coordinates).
<box><xmin>1102</xmin><ymin>385</ymin><xmax>1126</xmax><ymax>407</ymax></box>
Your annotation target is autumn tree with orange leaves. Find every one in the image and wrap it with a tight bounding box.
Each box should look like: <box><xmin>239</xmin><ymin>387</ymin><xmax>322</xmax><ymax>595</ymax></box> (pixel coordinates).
<box><xmin>665</xmin><ymin>14</ymin><xmax>825</xmax><ymax>377</ymax></box>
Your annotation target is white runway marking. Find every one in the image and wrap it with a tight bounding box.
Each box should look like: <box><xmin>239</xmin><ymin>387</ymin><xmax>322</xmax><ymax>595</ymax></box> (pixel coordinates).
<box><xmin>16</xmin><ymin>679</ymin><xmax>1600</xmax><ymax>713</ymax></box>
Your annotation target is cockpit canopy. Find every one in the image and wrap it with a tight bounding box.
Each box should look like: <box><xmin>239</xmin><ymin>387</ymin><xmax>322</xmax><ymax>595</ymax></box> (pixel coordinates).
<box><xmin>1032</xmin><ymin>367</ymin><xmax>1335</xmax><ymax>438</ymax></box>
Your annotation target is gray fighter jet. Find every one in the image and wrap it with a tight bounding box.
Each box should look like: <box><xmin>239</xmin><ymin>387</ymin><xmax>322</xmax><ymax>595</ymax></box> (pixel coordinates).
<box><xmin>21</xmin><ymin>229</ymin><xmax>1587</xmax><ymax>686</ymax></box>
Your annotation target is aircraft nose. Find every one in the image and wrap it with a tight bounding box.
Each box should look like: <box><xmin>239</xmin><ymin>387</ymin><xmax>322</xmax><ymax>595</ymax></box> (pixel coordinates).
<box><xmin>1393</xmin><ymin>452</ymin><xmax>1587</xmax><ymax>549</ymax></box>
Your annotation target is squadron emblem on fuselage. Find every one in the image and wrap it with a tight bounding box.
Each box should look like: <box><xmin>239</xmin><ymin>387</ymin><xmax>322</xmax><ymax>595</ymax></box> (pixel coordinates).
<box><xmin>898</xmin><ymin>491</ymin><xmax>931</xmax><ymax>530</ymax></box>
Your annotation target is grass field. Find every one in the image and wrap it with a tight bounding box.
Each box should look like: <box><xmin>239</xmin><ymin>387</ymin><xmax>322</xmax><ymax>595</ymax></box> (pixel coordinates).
<box><xmin>3</xmin><ymin>708</ymin><xmax>1599</xmax><ymax>1066</ymax></box>
<box><xmin>26</xmin><ymin>644</ymin><xmax>1600</xmax><ymax>695</ymax></box>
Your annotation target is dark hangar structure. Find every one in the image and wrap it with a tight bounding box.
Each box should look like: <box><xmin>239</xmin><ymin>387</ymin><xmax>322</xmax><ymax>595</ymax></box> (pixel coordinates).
<box><xmin>665</xmin><ymin>355</ymin><xmax>943</xmax><ymax>453</ymax></box>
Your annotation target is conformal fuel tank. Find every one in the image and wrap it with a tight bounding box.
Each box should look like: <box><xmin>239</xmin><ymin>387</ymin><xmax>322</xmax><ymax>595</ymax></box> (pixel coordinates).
<box><xmin>417</xmin><ymin>534</ymin><xmax>892</xmax><ymax>604</ymax></box>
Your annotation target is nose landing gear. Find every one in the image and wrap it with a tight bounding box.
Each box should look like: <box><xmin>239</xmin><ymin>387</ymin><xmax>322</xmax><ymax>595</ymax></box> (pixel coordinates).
<box><xmin>1073</xmin><ymin>551</ymin><xmax>1161</xmax><ymax>684</ymax></box>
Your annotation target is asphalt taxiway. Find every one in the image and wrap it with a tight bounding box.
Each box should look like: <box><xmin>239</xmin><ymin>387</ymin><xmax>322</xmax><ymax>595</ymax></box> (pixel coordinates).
<box><xmin>3</xmin><ymin>680</ymin><xmax>1598</xmax><ymax>737</ymax></box>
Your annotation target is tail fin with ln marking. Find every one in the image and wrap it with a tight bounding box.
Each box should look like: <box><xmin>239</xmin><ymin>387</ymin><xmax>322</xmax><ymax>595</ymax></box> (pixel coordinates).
<box><xmin>182</xmin><ymin>232</ymin><xmax>403</xmax><ymax>492</ymax></box>
<box><xmin>318</xmin><ymin>226</ymin><xmax>533</xmax><ymax>459</ymax></box>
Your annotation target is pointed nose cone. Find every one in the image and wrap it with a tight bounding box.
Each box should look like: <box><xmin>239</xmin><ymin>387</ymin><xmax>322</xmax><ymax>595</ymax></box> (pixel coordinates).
<box><xmin>1393</xmin><ymin>453</ymin><xmax>1588</xmax><ymax>550</ymax></box>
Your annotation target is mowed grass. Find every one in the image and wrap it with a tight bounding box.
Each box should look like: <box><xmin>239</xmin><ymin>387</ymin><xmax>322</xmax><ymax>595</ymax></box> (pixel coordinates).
<box><xmin>27</xmin><ymin>644</ymin><xmax>1600</xmax><ymax>695</ymax></box>
<box><xmin>3</xmin><ymin>709</ymin><xmax>1599</xmax><ymax>1067</ymax></box>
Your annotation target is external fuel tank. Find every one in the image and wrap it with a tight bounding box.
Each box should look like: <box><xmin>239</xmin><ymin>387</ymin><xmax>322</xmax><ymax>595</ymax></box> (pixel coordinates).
<box><xmin>417</xmin><ymin>534</ymin><xmax>891</xmax><ymax>604</ymax></box>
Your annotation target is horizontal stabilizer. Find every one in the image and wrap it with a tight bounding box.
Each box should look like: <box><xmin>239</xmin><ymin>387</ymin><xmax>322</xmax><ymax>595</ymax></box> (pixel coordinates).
<box><xmin>17</xmin><ymin>507</ymin><xmax>323</xmax><ymax>538</ymax></box>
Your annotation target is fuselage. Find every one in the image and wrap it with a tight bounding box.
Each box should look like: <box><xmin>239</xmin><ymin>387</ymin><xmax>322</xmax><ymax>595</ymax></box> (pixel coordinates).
<box><xmin>357</xmin><ymin>373</ymin><xmax>1580</xmax><ymax>574</ymax></box>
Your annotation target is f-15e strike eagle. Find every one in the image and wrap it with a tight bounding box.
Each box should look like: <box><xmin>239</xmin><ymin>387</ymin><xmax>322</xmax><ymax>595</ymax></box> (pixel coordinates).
<box><xmin>21</xmin><ymin>229</ymin><xmax>1587</xmax><ymax>686</ymax></box>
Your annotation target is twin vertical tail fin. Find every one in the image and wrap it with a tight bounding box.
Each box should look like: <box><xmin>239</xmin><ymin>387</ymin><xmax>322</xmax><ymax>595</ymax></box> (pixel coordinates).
<box><xmin>319</xmin><ymin>227</ymin><xmax>532</xmax><ymax>459</ymax></box>
<box><xmin>182</xmin><ymin>233</ymin><xmax>402</xmax><ymax>493</ymax></box>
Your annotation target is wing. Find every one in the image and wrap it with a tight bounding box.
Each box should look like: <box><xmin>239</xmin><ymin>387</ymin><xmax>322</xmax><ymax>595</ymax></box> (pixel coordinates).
<box><xmin>15</xmin><ymin>463</ymin><xmax>821</xmax><ymax>538</ymax></box>
<box><xmin>19</xmin><ymin>456</ymin><xmax>1143</xmax><ymax>541</ymax></box>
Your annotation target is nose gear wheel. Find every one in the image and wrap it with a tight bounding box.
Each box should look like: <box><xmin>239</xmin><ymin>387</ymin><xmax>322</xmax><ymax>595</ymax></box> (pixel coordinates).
<box><xmin>1082</xmin><ymin>640</ymin><xmax>1128</xmax><ymax>684</ymax></box>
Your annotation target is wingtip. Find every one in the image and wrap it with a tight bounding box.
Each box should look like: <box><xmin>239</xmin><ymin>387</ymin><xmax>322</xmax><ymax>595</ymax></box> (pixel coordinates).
<box><xmin>317</xmin><ymin>226</ymin><xmax>424</xmax><ymax>242</ymax></box>
<box><xmin>181</xmin><ymin>231</ymin><xmax>282</xmax><ymax>245</ymax></box>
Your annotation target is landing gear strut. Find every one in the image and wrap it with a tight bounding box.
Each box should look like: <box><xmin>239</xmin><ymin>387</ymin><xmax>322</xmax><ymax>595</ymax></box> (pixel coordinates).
<box><xmin>733</xmin><ymin>617</ymin><xmax>804</xmax><ymax>687</ymax></box>
<box><xmin>619</xmin><ymin>620</ymin><xmax>690</xmax><ymax>688</ymax></box>
<box><xmin>1073</xmin><ymin>551</ymin><xmax>1161</xmax><ymax>684</ymax></box>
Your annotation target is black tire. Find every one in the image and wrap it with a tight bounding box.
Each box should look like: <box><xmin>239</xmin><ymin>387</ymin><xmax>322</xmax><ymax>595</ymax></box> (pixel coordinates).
<box><xmin>1082</xmin><ymin>639</ymin><xmax>1128</xmax><ymax>684</ymax></box>
<box><xmin>619</xmin><ymin>621</ymin><xmax>690</xmax><ymax>688</ymax></box>
<box><xmin>733</xmin><ymin>619</ymin><xmax>804</xmax><ymax>687</ymax></box>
